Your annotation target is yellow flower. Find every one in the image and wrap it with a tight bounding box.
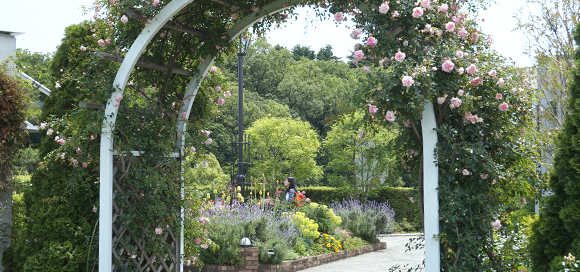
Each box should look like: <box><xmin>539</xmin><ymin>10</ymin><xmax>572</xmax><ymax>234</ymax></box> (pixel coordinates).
<box><xmin>338</xmin><ymin>244</ymin><xmax>342</xmax><ymax>248</ymax></box>
<box><xmin>327</xmin><ymin>244</ymin><xmax>331</xmax><ymax>247</ymax></box>
<box><xmin>334</xmin><ymin>248</ymin><xmax>339</xmax><ymax>253</ymax></box>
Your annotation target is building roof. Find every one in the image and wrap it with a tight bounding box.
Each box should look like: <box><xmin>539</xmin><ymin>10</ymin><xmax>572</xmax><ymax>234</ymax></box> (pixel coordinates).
<box><xmin>0</xmin><ymin>30</ymin><xmax>24</xmax><ymax>36</ymax></box>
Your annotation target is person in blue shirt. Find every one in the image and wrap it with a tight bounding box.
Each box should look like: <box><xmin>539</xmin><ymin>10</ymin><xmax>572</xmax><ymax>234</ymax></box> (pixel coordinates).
<box><xmin>283</xmin><ymin>176</ymin><xmax>296</xmax><ymax>202</ymax></box>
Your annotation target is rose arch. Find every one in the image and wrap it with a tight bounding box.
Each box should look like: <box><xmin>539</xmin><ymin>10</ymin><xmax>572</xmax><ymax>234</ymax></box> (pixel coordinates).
<box><xmin>93</xmin><ymin>0</ymin><xmax>536</xmax><ymax>271</ymax></box>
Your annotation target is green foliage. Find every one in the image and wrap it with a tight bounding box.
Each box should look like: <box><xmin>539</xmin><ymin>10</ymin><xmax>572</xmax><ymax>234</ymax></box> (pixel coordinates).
<box><xmin>256</xmin><ymin>237</ymin><xmax>293</xmax><ymax>264</ymax></box>
<box><xmin>11</xmin><ymin>48</ymin><xmax>53</xmax><ymax>102</ymax></box>
<box><xmin>288</xmin><ymin>211</ymin><xmax>320</xmax><ymax>240</ymax></box>
<box><xmin>323</xmin><ymin>111</ymin><xmax>402</xmax><ymax>191</ymax></box>
<box><xmin>0</xmin><ymin>68</ymin><xmax>29</xmax><ymax>190</ymax></box>
<box><xmin>316</xmin><ymin>45</ymin><xmax>338</xmax><ymax>61</ymax></box>
<box><xmin>14</xmin><ymin>147</ymin><xmax>39</xmax><ymax>175</ymax></box>
<box><xmin>341</xmin><ymin>236</ymin><xmax>368</xmax><ymax>250</ymax></box>
<box><xmin>184</xmin><ymin>152</ymin><xmax>230</xmax><ymax>187</ymax></box>
<box><xmin>298</xmin><ymin>202</ymin><xmax>342</xmax><ymax>234</ymax></box>
<box><xmin>529</xmin><ymin>24</ymin><xmax>580</xmax><ymax>272</ymax></box>
<box><xmin>247</xmin><ymin>117</ymin><xmax>322</xmax><ymax>185</ymax></box>
<box><xmin>291</xmin><ymin>44</ymin><xmax>316</xmax><ymax>60</ymax></box>
<box><xmin>300</xmin><ymin>186</ymin><xmax>421</xmax><ymax>231</ymax></box>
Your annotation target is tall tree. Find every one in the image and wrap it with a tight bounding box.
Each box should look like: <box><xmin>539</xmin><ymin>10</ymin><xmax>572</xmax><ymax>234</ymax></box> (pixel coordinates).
<box><xmin>529</xmin><ymin>23</ymin><xmax>580</xmax><ymax>272</ymax></box>
<box><xmin>246</xmin><ymin>117</ymin><xmax>322</xmax><ymax>186</ymax></box>
<box><xmin>515</xmin><ymin>0</ymin><xmax>580</xmax><ymax>167</ymax></box>
<box><xmin>316</xmin><ymin>44</ymin><xmax>338</xmax><ymax>61</ymax></box>
<box><xmin>291</xmin><ymin>44</ymin><xmax>316</xmax><ymax>60</ymax></box>
<box><xmin>323</xmin><ymin>112</ymin><xmax>402</xmax><ymax>192</ymax></box>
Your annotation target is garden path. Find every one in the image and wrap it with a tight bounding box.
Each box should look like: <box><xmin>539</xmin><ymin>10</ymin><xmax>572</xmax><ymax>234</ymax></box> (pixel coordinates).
<box><xmin>298</xmin><ymin>234</ymin><xmax>425</xmax><ymax>272</ymax></box>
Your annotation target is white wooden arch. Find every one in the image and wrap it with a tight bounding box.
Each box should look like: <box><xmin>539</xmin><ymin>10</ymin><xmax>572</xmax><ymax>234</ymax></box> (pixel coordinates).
<box><xmin>98</xmin><ymin>0</ymin><xmax>439</xmax><ymax>271</ymax></box>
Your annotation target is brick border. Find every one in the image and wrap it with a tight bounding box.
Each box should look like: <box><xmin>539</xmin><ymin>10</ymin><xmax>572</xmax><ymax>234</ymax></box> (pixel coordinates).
<box><xmin>184</xmin><ymin>242</ymin><xmax>386</xmax><ymax>272</ymax></box>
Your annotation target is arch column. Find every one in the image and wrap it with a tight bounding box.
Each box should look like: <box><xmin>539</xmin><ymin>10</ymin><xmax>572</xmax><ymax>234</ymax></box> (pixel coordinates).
<box><xmin>421</xmin><ymin>101</ymin><xmax>440</xmax><ymax>272</ymax></box>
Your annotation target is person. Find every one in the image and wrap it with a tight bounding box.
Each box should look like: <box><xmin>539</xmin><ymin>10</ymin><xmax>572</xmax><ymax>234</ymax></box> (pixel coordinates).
<box><xmin>283</xmin><ymin>176</ymin><xmax>296</xmax><ymax>202</ymax></box>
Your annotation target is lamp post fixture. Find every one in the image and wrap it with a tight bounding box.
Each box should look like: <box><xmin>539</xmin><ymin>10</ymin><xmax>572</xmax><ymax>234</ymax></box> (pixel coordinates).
<box><xmin>236</xmin><ymin>35</ymin><xmax>251</xmax><ymax>195</ymax></box>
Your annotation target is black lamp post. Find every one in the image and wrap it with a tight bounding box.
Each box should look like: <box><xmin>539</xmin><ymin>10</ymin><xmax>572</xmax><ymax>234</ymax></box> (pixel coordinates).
<box><xmin>236</xmin><ymin>35</ymin><xmax>251</xmax><ymax>196</ymax></box>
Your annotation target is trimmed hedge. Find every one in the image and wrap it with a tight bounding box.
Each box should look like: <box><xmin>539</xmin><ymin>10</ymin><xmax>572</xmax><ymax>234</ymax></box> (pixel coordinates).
<box><xmin>298</xmin><ymin>186</ymin><xmax>421</xmax><ymax>231</ymax></box>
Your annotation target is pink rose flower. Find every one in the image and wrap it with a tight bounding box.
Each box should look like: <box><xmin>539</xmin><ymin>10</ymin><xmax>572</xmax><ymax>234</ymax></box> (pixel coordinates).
<box><xmin>121</xmin><ymin>15</ymin><xmax>128</xmax><ymax>24</ymax></box>
<box><xmin>437</xmin><ymin>97</ymin><xmax>446</xmax><ymax>104</ymax></box>
<box><xmin>82</xmin><ymin>162</ymin><xmax>88</xmax><ymax>168</ymax></box>
<box><xmin>466</xmin><ymin>64</ymin><xmax>477</xmax><ymax>74</ymax></box>
<box><xmin>442</xmin><ymin>60</ymin><xmax>454</xmax><ymax>72</ymax></box>
<box><xmin>98</xmin><ymin>39</ymin><xmax>106</xmax><ymax>47</ymax></box>
<box><xmin>201</xmin><ymin>161</ymin><xmax>209</xmax><ymax>167</ymax></box>
<box><xmin>497</xmin><ymin>78</ymin><xmax>505</xmax><ymax>86</ymax></box>
<box><xmin>395</xmin><ymin>51</ymin><xmax>406</xmax><ymax>62</ymax></box>
<box><xmin>350</xmin><ymin>29</ymin><xmax>362</xmax><ymax>39</ymax></box>
<box><xmin>392</xmin><ymin>10</ymin><xmax>400</xmax><ymax>17</ymax></box>
<box><xmin>456</xmin><ymin>51</ymin><xmax>464</xmax><ymax>58</ymax></box>
<box><xmin>412</xmin><ymin>7</ymin><xmax>424</xmax><ymax>18</ymax></box>
<box><xmin>379</xmin><ymin>2</ymin><xmax>390</xmax><ymax>14</ymax></box>
<box><xmin>116</xmin><ymin>95</ymin><xmax>123</xmax><ymax>101</ymax></box>
<box><xmin>113</xmin><ymin>103</ymin><xmax>119</xmax><ymax>107</ymax></box>
<box><xmin>458</xmin><ymin>90</ymin><xmax>464</xmax><ymax>96</ymax></box>
<box><xmin>495</xmin><ymin>93</ymin><xmax>503</xmax><ymax>100</ymax></box>
<box><xmin>362</xmin><ymin>66</ymin><xmax>371</xmax><ymax>72</ymax></box>
<box><xmin>462</xmin><ymin>169</ymin><xmax>470</xmax><ymax>175</ymax></box>
<box><xmin>403</xmin><ymin>40</ymin><xmax>409</xmax><ymax>46</ymax></box>
<box><xmin>491</xmin><ymin>219</ymin><xmax>501</xmax><ymax>230</ymax></box>
<box><xmin>488</xmin><ymin>70</ymin><xmax>497</xmax><ymax>77</ymax></box>
<box><xmin>403</xmin><ymin>120</ymin><xmax>411</xmax><ymax>127</ymax></box>
<box><xmin>155</xmin><ymin>227</ymin><xmax>163</xmax><ymax>235</ymax></box>
<box><xmin>334</xmin><ymin>12</ymin><xmax>344</xmax><ymax>22</ymax></box>
<box><xmin>224</xmin><ymin>90</ymin><xmax>232</xmax><ymax>98</ymax></box>
<box><xmin>76</xmin><ymin>147</ymin><xmax>82</xmax><ymax>155</ymax></box>
<box><xmin>445</xmin><ymin>22</ymin><xmax>455</xmax><ymax>32</ymax></box>
<box><xmin>353</xmin><ymin>50</ymin><xmax>365</xmax><ymax>61</ymax></box>
<box><xmin>458</xmin><ymin>28</ymin><xmax>468</xmax><ymax>38</ymax></box>
<box><xmin>40</xmin><ymin>123</ymin><xmax>47</xmax><ymax>129</ymax></box>
<box><xmin>231</xmin><ymin>13</ymin><xmax>238</xmax><ymax>20</ymax></box>
<box><xmin>499</xmin><ymin>102</ymin><xmax>509</xmax><ymax>111</ymax></box>
<box><xmin>205</xmin><ymin>138</ymin><xmax>213</xmax><ymax>145</ymax></box>
<box><xmin>458</xmin><ymin>67</ymin><xmax>464</xmax><ymax>75</ymax></box>
<box><xmin>368</xmin><ymin>105</ymin><xmax>378</xmax><ymax>114</ymax></box>
<box><xmin>181</xmin><ymin>112</ymin><xmax>187</xmax><ymax>118</ymax></box>
<box><xmin>217</xmin><ymin>98</ymin><xmax>225</xmax><ymax>105</ymax></box>
<box><xmin>402</xmin><ymin>76</ymin><xmax>414</xmax><ymax>87</ymax></box>
<box><xmin>449</xmin><ymin>97</ymin><xmax>462</xmax><ymax>109</ymax></box>
<box><xmin>93</xmin><ymin>206</ymin><xmax>98</xmax><ymax>213</ymax></box>
<box><xmin>438</xmin><ymin>4</ymin><xmax>448</xmax><ymax>12</ymax></box>
<box><xmin>195</xmin><ymin>238</ymin><xmax>202</xmax><ymax>244</ymax></box>
<box><xmin>80</xmin><ymin>45</ymin><xmax>87</xmax><ymax>51</ymax></box>
<box><xmin>152</xmin><ymin>0</ymin><xmax>160</xmax><ymax>6</ymax></box>
<box><xmin>480</xmin><ymin>174</ymin><xmax>488</xmax><ymax>179</ymax></box>
<box><xmin>210</xmin><ymin>66</ymin><xmax>217</xmax><ymax>73</ymax></box>
<box><xmin>422</xmin><ymin>0</ymin><xmax>430</xmax><ymax>7</ymax></box>
<box><xmin>190</xmin><ymin>146</ymin><xmax>196</xmax><ymax>153</ymax></box>
<box><xmin>358</xmin><ymin>131</ymin><xmax>365</xmax><ymax>139</ymax></box>
<box><xmin>409</xmin><ymin>197</ymin><xmax>415</xmax><ymax>203</ymax></box>
<box><xmin>385</xmin><ymin>111</ymin><xmax>396</xmax><ymax>122</ymax></box>
<box><xmin>470</xmin><ymin>77</ymin><xmax>482</xmax><ymax>86</ymax></box>
<box><xmin>366</xmin><ymin>37</ymin><xmax>378</xmax><ymax>47</ymax></box>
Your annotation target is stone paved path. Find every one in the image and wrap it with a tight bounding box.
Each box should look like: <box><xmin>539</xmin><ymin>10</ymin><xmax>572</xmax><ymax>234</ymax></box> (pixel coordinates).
<box><xmin>298</xmin><ymin>234</ymin><xmax>425</xmax><ymax>272</ymax></box>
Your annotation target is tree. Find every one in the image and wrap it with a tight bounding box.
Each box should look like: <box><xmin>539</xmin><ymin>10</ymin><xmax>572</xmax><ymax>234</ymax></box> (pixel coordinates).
<box><xmin>0</xmin><ymin>68</ymin><xmax>29</xmax><ymax>270</ymax></box>
<box><xmin>184</xmin><ymin>152</ymin><xmax>230</xmax><ymax>187</ymax></box>
<box><xmin>316</xmin><ymin>44</ymin><xmax>338</xmax><ymax>61</ymax></box>
<box><xmin>11</xmin><ymin>49</ymin><xmax>53</xmax><ymax>102</ymax></box>
<box><xmin>246</xmin><ymin>117</ymin><xmax>322</xmax><ymax>186</ymax></box>
<box><xmin>291</xmin><ymin>44</ymin><xmax>316</xmax><ymax>60</ymax></box>
<box><xmin>515</xmin><ymin>0</ymin><xmax>580</xmax><ymax>167</ymax></box>
<box><xmin>323</xmin><ymin>112</ymin><xmax>402</xmax><ymax>191</ymax></box>
<box><xmin>528</xmin><ymin>24</ymin><xmax>580</xmax><ymax>272</ymax></box>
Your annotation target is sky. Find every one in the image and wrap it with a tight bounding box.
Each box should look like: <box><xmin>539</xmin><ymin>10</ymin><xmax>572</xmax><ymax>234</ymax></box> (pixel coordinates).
<box><xmin>0</xmin><ymin>0</ymin><xmax>533</xmax><ymax>67</ymax></box>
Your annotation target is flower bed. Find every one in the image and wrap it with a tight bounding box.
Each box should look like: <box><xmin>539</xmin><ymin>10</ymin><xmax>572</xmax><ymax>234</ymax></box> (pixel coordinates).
<box><xmin>183</xmin><ymin>195</ymin><xmax>395</xmax><ymax>269</ymax></box>
<box><xmin>183</xmin><ymin>242</ymin><xmax>386</xmax><ymax>272</ymax></box>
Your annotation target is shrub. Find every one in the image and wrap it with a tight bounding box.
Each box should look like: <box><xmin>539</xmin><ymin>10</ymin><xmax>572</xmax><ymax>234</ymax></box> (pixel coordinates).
<box><xmin>298</xmin><ymin>202</ymin><xmax>341</xmax><ymax>234</ymax></box>
<box><xmin>198</xmin><ymin>204</ymin><xmax>299</xmax><ymax>265</ymax></box>
<box><xmin>330</xmin><ymin>198</ymin><xmax>395</xmax><ymax>243</ymax></box>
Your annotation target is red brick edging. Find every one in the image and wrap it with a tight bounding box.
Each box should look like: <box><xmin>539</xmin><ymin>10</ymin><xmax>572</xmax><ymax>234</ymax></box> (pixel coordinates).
<box><xmin>184</xmin><ymin>242</ymin><xmax>386</xmax><ymax>272</ymax></box>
